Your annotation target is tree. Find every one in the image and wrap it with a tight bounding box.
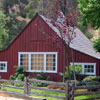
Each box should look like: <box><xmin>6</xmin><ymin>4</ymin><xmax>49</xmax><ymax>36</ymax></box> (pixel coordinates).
<box><xmin>78</xmin><ymin>0</ymin><xmax>100</xmax><ymax>29</ymax></box>
<box><xmin>1</xmin><ymin>1</ymin><xmax>27</xmax><ymax>46</ymax></box>
<box><xmin>0</xmin><ymin>12</ymin><xmax>9</xmax><ymax>50</ymax></box>
<box><xmin>60</xmin><ymin>65</ymin><xmax>82</xmax><ymax>80</ymax></box>
<box><xmin>6</xmin><ymin>14</ymin><xmax>27</xmax><ymax>42</ymax></box>
<box><xmin>3</xmin><ymin>0</ymin><xmax>29</xmax><ymax>17</ymax></box>
<box><xmin>24</xmin><ymin>0</ymin><xmax>43</xmax><ymax>18</ymax></box>
<box><xmin>93</xmin><ymin>35</ymin><xmax>100</xmax><ymax>53</ymax></box>
<box><xmin>78</xmin><ymin>0</ymin><xmax>100</xmax><ymax>53</ymax></box>
<box><xmin>40</xmin><ymin>0</ymin><xmax>77</xmax><ymax>81</ymax></box>
<box><xmin>3</xmin><ymin>0</ymin><xmax>19</xmax><ymax>14</ymax></box>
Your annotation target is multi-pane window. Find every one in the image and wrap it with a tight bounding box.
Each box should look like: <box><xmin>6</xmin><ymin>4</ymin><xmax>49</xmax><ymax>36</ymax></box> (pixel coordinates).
<box><xmin>46</xmin><ymin>54</ymin><xmax>56</xmax><ymax>71</ymax></box>
<box><xmin>84</xmin><ymin>65</ymin><xmax>94</xmax><ymax>74</ymax></box>
<box><xmin>31</xmin><ymin>54</ymin><xmax>44</xmax><ymax>71</ymax></box>
<box><xmin>20</xmin><ymin>54</ymin><xmax>29</xmax><ymax>70</ymax></box>
<box><xmin>70</xmin><ymin>63</ymin><xmax>96</xmax><ymax>75</ymax></box>
<box><xmin>0</xmin><ymin>62</ymin><xmax>7</xmax><ymax>72</ymax></box>
<box><xmin>19</xmin><ymin>52</ymin><xmax>57</xmax><ymax>73</ymax></box>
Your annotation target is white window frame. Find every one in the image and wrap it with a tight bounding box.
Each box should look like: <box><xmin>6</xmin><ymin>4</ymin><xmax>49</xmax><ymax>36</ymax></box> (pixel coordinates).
<box><xmin>0</xmin><ymin>61</ymin><xmax>7</xmax><ymax>72</ymax></box>
<box><xmin>18</xmin><ymin>52</ymin><xmax>58</xmax><ymax>73</ymax></box>
<box><xmin>70</xmin><ymin>63</ymin><xmax>96</xmax><ymax>75</ymax></box>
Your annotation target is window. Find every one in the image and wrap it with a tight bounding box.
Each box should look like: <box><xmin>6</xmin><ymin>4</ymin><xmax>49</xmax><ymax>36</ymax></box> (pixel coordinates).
<box><xmin>0</xmin><ymin>62</ymin><xmax>7</xmax><ymax>72</ymax></box>
<box><xmin>18</xmin><ymin>52</ymin><xmax>57</xmax><ymax>73</ymax></box>
<box><xmin>70</xmin><ymin>63</ymin><xmax>96</xmax><ymax>75</ymax></box>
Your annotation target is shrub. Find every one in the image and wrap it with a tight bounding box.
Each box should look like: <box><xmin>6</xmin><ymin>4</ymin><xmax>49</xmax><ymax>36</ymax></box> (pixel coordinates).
<box><xmin>86</xmin><ymin>81</ymin><xmax>100</xmax><ymax>91</ymax></box>
<box><xmin>60</xmin><ymin>65</ymin><xmax>82</xmax><ymax>81</ymax></box>
<box><xmin>34</xmin><ymin>72</ymin><xmax>50</xmax><ymax>80</ymax></box>
<box><xmin>15</xmin><ymin>74</ymin><xmax>25</xmax><ymax>81</ymax></box>
<box><xmin>83</xmin><ymin>76</ymin><xmax>100</xmax><ymax>82</ymax></box>
<box><xmin>30</xmin><ymin>72</ymin><xmax>51</xmax><ymax>87</ymax></box>
<box><xmin>9</xmin><ymin>66</ymin><xmax>25</xmax><ymax>87</ymax></box>
<box><xmin>76</xmin><ymin>81</ymin><xmax>86</xmax><ymax>86</ymax></box>
<box><xmin>83</xmin><ymin>76</ymin><xmax>100</xmax><ymax>91</ymax></box>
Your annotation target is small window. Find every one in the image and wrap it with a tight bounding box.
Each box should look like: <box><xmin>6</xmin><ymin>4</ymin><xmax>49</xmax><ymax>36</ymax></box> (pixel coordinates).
<box><xmin>70</xmin><ymin>63</ymin><xmax>96</xmax><ymax>75</ymax></box>
<box><xmin>84</xmin><ymin>65</ymin><xmax>95</xmax><ymax>75</ymax></box>
<box><xmin>0</xmin><ymin>62</ymin><xmax>7</xmax><ymax>72</ymax></box>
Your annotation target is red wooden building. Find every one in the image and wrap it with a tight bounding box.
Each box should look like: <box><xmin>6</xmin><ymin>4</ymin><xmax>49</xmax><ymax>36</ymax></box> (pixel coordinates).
<box><xmin>0</xmin><ymin>13</ymin><xmax>100</xmax><ymax>81</ymax></box>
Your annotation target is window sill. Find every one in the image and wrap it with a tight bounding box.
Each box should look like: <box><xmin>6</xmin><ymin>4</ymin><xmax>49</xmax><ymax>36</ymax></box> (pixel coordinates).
<box><xmin>25</xmin><ymin>70</ymin><xmax>57</xmax><ymax>73</ymax></box>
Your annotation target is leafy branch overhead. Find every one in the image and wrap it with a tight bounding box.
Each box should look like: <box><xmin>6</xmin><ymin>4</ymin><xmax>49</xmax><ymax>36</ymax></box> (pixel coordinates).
<box><xmin>78</xmin><ymin>0</ymin><xmax>100</xmax><ymax>29</ymax></box>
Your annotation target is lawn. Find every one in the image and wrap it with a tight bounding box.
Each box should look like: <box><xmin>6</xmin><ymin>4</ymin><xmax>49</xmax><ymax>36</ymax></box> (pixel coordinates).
<box><xmin>1</xmin><ymin>87</ymin><xmax>100</xmax><ymax>100</ymax></box>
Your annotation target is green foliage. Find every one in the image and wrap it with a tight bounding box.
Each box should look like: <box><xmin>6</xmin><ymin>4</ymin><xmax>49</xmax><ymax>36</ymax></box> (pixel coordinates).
<box><xmin>6</xmin><ymin>14</ymin><xmax>27</xmax><ymax>42</ymax></box>
<box><xmin>9</xmin><ymin>66</ymin><xmax>25</xmax><ymax>87</ymax></box>
<box><xmin>83</xmin><ymin>76</ymin><xmax>100</xmax><ymax>82</ymax></box>
<box><xmin>15</xmin><ymin>74</ymin><xmax>25</xmax><ymax>81</ymax></box>
<box><xmin>30</xmin><ymin>72</ymin><xmax>50</xmax><ymax>87</ymax></box>
<box><xmin>60</xmin><ymin>65</ymin><xmax>82</xmax><ymax>80</ymax></box>
<box><xmin>83</xmin><ymin>76</ymin><xmax>100</xmax><ymax>91</ymax></box>
<box><xmin>93</xmin><ymin>35</ymin><xmax>100</xmax><ymax>52</ymax></box>
<box><xmin>85</xmin><ymin>31</ymin><xmax>93</xmax><ymax>39</ymax></box>
<box><xmin>3</xmin><ymin>0</ymin><xmax>19</xmax><ymax>14</ymax></box>
<box><xmin>2</xmin><ymin>0</ymin><xmax>28</xmax><ymax>17</ymax></box>
<box><xmin>34</xmin><ymin>72</ymin><xmax>50</xmax><ymax>80</ymax></box>
<box><xmin>78</xmin><ymin>0</ymin><xmax>100</xmax><ymax>29</ymax></box>
<box><xmin>24</xmin><ymin>0</ymin><xmax>43</xmax><ymax>18</ymax></box>
<box><xmin>0</xmin><ymin>12</ymin><xmax>9</xmax><ymax>50</ymax></box>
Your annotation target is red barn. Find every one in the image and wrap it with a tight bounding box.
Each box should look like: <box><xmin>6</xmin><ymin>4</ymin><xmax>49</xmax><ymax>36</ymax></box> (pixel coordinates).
<box><xmin>0</xmin><ymin>13</ymin><xmax>100</xmax><ymax>81</ymax></box>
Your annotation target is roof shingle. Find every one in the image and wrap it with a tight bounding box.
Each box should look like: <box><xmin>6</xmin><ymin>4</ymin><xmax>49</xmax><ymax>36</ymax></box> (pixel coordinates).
<box><xmin>40</xmin><ymin>14</ymin><xmax>100</xmax><ymax>59</ymax></box>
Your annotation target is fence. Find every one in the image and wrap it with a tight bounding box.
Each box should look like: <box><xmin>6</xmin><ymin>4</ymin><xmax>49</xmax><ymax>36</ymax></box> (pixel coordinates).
<box><xmin>74</xmin><ymin>84</ymin><xmax>100</xmax><ymax>100</ymax></box>
<box><xmin>0</xmin><ymin>77</ymin><xmax>100</xmax><ymax>100</ymax></box>
<box><xmin>0</xmin><ymin>77</ymin><xmax>66</xmax><ymax>100</ymax></box>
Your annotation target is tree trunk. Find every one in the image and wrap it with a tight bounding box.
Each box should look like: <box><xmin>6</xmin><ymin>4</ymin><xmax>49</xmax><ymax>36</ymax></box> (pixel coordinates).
<box><xmin>63</xmin><ymin>0</ymin><xmax>67</xmax><ymax>15</ymax></box>
<box><xmin>65</xmin><ymin>44</ymin><xmax>71</xmax><ymax>80</ymax></box>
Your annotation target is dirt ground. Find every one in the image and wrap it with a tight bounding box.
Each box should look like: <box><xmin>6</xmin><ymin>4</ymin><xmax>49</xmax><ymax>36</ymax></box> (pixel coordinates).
<box><xmin>0</xmin><ymin>91</ymin><xmax>46</xmax><ymax>100</ymax></box>
<box><xmin>0</xmin><ymin>91</ymin><xmax>24</xmax><ymax>100</ymax></box>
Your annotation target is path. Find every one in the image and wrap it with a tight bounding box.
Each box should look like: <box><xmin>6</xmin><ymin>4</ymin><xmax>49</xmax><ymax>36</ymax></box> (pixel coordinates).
<box><xmin>0</xmin><ymin>91</ymin><xmax>46</xmax><ymax>100</ymax></box>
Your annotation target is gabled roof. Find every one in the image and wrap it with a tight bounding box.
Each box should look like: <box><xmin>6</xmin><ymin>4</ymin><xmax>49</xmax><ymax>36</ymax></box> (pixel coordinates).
<box><xmin>40</xmin><ymin>14</ymin><xmax>100</xmax><ymax>59</ymax></box>
<box><xmin>1</xmin><ymin>13</ymin><xmax>100</xmax><ymax>60</ymax></box>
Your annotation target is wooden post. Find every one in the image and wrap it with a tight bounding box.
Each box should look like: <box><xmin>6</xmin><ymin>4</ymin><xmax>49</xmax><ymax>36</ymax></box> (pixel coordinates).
<box><xmin>65</xmin><ymin>80</ymin><xmax>70</xmax><ymax>100</ymax></box>
<box><xmin>0</xmin><ymin>76</ymin><xmax>1</xmax><ymax>90</ymax></box>
<box><xmin>65</xmin><ymin>81</ymin><xmax>75</xmax><ymax>100</ymax></box>
<box><xmin>71</xmin><ymin>81</ymin><xmax>75</xmax><ymax>100</ymax></box>
<box><xmin>24</xmin><ymin>77</ymin><xmax>29</xmax><ymax>95</ymax></box>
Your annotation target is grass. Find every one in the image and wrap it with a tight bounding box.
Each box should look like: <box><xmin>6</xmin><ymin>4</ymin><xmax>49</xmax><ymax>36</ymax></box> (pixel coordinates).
<box><xmin>1</xmin><ymin>87</ymin><xmax>100</xmax><ymax>100</ymax></box>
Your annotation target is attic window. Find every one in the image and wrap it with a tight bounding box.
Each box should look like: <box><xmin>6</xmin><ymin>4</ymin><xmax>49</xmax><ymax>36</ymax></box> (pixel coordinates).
<box><xmin>18</xmin><ymin>52</ymin><xmax>57</xmax><ymax>73</ymax></box>
<box><xmin>0</xmin><ymin>62</ymin><xmax>7</xmax><ymax>72</ymax></box>
<box><xmin>70</xmin><ymin>63</ymin><xmax>96</xmax><ymax>75</ymax></box>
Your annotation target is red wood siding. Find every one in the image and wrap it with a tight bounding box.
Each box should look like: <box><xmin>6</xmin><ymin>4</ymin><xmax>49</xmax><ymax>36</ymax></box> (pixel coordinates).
<box><xmin>0</xmin><ymin>14</ymin><xmax>99</xmax><ymax>81</ymax></box>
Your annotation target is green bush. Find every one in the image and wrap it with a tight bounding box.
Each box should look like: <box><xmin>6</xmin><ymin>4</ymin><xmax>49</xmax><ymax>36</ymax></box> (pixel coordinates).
<box><xmin>15</xmin><ymin>74</ymin><xmax>25</xmax><ymax>81</ymax></box>
<box><xmin>9</xmin><ymin>66</ymin><xmax>25</xmax><ymax>87</ymax></box>
<box><xmin>34</xmin><ymin>72</ymin><xmax>50</xmax><ymax>80</ymax></box>
<box><xmin>30</xmin><ymin>72</ymin><xmax>51</xmax><ymax>87</ymax></box>
<box><xmin>30</xmin><ymin>82</ymin><xmax>38</xmax><ymax>87</ymax></box>
<box><xmin>60</xmin><ymin>65</ymin><xmax>82</xmax><ymax>81</ymax></box>
<box><xmin>86</xmin><ymin>81</ymin><xmax>100</xmax><ymax>91</ymax></box>
<box><xmin>83</xmin><ymin>76</ymin><xmax>100</xmax><ymax>82</ymax></box>
<box><xmin>83</xmin><ymin>76</ymin><xmax>100</xmax><ymax>91</ymax></box>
